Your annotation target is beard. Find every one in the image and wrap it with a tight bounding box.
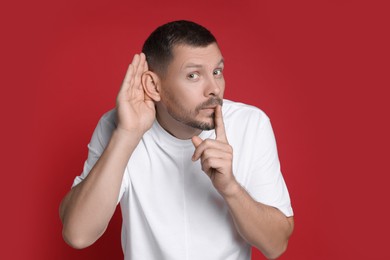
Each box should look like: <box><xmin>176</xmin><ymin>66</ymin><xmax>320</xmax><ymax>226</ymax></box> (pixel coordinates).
<box><xmin>162</xmin><ymin>92</ymin><xmax>223</xmax><ymax>130</ymax></box>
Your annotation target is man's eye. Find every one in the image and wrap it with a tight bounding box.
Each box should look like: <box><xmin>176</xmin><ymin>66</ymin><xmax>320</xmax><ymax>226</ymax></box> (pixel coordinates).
<box><xmin>187</xmin><ymin>73</ymin><xmax>199</xmax><ymax>80</ymax></box>
<box><xmin>213</xmin><ymin>69</ymin><xmax>223</xmax><ymax>76</ymax></box>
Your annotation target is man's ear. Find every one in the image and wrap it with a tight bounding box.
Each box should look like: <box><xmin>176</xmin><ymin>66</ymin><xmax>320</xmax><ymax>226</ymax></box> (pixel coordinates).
<box><xmin>141</xmin><ymin>71</ymin><xmax>161</xmax><ymax>102</ymax></box>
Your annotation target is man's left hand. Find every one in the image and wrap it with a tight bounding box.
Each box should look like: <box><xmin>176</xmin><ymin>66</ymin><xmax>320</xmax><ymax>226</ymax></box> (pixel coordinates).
<box><xmin>191</xmin><ymin>105</ymin><xmax>239</xmax><ymax>197</ymax></box>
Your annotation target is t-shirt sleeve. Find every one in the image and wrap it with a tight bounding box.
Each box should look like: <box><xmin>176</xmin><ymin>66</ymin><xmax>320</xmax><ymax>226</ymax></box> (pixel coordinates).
<box><xmin>245</xmin><ymin>113</ymin><xmax>293</xmax><ymax>217</ymax></box>
<box><xmin>71</xmin><ymin>110</ymin><xmax>128</xmax><ymax>204</ymax></box>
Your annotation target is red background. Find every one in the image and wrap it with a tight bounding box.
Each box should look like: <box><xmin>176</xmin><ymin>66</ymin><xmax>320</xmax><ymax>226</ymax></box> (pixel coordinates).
<box><xmin>1</xmin><ymin>0</ymin><xmax>389</xmax><ymax>259</ymax></box>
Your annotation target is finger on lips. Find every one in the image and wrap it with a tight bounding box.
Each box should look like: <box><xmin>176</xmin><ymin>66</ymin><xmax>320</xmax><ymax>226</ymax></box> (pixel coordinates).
<box><xmin>215</xmin><ymin>105</ymin><xmax>227</xmax><ymax>142</ymax></box>
<box><xmin>192</xmin><ymin>105</ymin><xmax>228</xmax><ymax>161</ymax></box>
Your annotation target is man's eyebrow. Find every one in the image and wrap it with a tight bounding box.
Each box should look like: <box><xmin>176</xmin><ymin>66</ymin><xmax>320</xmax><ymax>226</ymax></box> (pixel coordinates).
<box><xmin>184</xmin><ymin>63</ymin><xmax>203</xmax><ymax>69</ymax></box>
<box><xmin>183</xmin><ymin>58</ymin><xmax>225</xmax><ymax>69</ymax></box>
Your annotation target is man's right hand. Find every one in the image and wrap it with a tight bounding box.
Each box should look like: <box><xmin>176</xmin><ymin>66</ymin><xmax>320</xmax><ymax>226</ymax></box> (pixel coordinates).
<box><xmin>60</xmin><ymin>53</ymin><xmax>156</xmax><ymax>249</ymax></box>
<box><xmin>116</xmin><ymin>53</ymin><xmax>155</xmax><ymax>136</ymax></box>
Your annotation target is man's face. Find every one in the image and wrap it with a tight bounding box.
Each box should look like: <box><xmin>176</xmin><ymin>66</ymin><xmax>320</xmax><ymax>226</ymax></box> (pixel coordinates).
<box><xmin>158</xmin><ymin>43</ymin><xmax>225</xmax><ymax>131</ymax></box>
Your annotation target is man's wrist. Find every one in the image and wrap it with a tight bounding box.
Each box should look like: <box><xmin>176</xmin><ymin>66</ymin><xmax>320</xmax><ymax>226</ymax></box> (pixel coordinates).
<box><xmin>114</xmin><ymin>126</ymin><xmax>144</xmax><ymax>141</ymax></box>
<box><xmin>219</xmin><ymin>179</ymin><xmax>243</xmax><ymax>199</ymax></box>
<box><xmin>111</xmin><ymin>127</ymin><xmax>144</xmax><ymax>150</ymax></box>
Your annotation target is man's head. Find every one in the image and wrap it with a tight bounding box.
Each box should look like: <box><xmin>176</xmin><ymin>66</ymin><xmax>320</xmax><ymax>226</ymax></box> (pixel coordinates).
<box><xmin>141</xmin><ymin>20</ymin><xmax>224</xmax><ymax>137</ymax></box>
<box><xmin>142</xmin><ymin>20</ymin><xmax>217</xmax><ymax>77</ymax></box>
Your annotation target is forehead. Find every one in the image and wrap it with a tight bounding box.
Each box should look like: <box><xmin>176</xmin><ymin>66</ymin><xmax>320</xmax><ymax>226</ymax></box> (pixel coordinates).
<box><xmin>170</xmin><ymin>43</ymin><xmax>223</xmax><ymax>69</ymax></box>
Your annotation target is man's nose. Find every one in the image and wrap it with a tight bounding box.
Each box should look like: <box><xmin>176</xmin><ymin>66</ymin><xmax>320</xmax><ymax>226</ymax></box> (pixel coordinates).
<box><xmin>205</xmin><ymin>76</ymin><xmax>222</xmax><ymax>96</ymax></box>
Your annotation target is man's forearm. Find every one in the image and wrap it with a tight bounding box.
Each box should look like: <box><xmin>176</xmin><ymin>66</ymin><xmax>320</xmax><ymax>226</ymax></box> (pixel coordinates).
<box><xmin>60</xmin><ymin>128</ymin><xmax>142</xmax><ymax>249</ymax></box>
<box><xmin>223</xmin><ymin>182</ymin><xmax>294</xmax><ymax>259</ymax></box>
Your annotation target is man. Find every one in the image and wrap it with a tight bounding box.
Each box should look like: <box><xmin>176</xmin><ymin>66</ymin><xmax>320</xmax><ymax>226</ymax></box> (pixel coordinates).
<box><xmin>60</xmin><ymin>20</ymin><xmax>294</xmax><ymax>260</ymax></box>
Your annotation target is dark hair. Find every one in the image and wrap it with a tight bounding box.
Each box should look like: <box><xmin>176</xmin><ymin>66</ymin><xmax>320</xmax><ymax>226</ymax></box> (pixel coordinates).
<box><xmin>142</xmin><ymin>20</ymin><xmax>217</xmax><ymax>77</ymax></box>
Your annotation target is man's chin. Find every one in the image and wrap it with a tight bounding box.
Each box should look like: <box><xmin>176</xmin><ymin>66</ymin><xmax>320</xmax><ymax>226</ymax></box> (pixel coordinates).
<box><xmin>198</xmin><ymin>124</ymin><xmax>215</xmax><ymax>131</ymax></box>
<box><xmin>191</xmin><ymin>119</ymin><xmax>215</xmax><ymax>131</ymax></box>
<box><xmin>177</xmin><ymin>113</ymin><xmax>216</xmax><ymax>131</ymax></box>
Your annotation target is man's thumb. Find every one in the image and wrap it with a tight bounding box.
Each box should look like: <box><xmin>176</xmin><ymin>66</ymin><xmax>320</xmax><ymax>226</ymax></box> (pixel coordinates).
<box><xmin>191</xmin><ymin>135</ymin><xmax>203</xmax><ymax>147</ymax></box>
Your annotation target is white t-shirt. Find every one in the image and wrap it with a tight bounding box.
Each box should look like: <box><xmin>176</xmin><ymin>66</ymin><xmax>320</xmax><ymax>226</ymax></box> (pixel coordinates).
<box><xmin>73</xmin><ymin>100</ymin><xmax>293</xmax><ymax>260</ymax></box>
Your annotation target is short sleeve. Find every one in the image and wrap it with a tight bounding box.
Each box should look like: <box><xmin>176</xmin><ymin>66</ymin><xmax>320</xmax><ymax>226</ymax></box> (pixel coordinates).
<box><xmin>71</xmin><ymin>110</ymin><xmax>128</xmax><ymax>204</ymax></box>
<box><xmin>245</xmin><ymin>114</ymin><xmax>293</xmax><ymax>217</ymax></box>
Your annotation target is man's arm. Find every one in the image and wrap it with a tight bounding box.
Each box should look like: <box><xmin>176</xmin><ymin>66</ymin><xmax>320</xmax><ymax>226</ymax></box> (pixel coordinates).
<box><xmin>59</xmin><ymin>53</ymin><xmax>155</xmax><ymax>249</ymax></box>
<box><xmin>223</xmin><ymin>183</ymin><xmax>294</xmax><ymax>259</ymax></box>
<box><xmin>192</xmin><ymin>105</ymin><xmax>293</xmax><ymax>259</ymax></box>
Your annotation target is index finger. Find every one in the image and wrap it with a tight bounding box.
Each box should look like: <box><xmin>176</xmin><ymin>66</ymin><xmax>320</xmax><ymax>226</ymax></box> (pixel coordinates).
<box><xmin>214</xmin><ymin>104</ymin><xmax>228</xmax><ymax>142</ymax></box>
<box><xmin>119</xmin><ymin>54</ymin><xmax>140</xmax><ymax>94</ymax></box>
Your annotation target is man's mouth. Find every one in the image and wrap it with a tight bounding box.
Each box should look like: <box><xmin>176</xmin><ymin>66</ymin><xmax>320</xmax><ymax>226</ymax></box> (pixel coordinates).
<box><xmin>196</xmin><ymin>98</ymin><xmax>223</xmax><ymax>112</ymax></box>
<box><xmin>202</xmin><ymin>105</ymin><xmax>217</xmax><ymax>110</ymax></box>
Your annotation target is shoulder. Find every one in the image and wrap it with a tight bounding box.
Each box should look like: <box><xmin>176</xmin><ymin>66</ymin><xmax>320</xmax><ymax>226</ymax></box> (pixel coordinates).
<box><xmin>222</xmin><ymin>99</ymin><xmax>270</xmax><ymax>127</ymax></box>
<box><xmin>99</xmin><ymin>108</ymin><xmax>117</xmax><ymax>127</ymax></box>
<box><xmin>93</xmin><ymin>108</ymin><xmax>118</xmax><ymax>136</ymax></box>
<box><xmin>90</xmin><ymin>109</ymin><xmax>117</xmax><ymax>147</ymax></box>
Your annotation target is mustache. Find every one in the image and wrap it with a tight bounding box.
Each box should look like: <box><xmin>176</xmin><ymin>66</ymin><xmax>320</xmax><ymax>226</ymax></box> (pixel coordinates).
<box><xmin>195</xmin><ymin>98</ymin><xmax>223</xmax><ymax>112</ymax></box>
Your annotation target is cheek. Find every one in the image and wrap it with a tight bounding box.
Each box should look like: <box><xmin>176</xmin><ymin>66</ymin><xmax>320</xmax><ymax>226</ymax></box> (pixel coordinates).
<box><xmin>163</xmin><ymin>78</ymin><xmax>208</xmax><ymax>106</ymax></box>
<box><xmin>175</xmin><ymin>81</ymin><xmax>203</xmax><ymax>99</ymax></box>
<box><xmin>218</xmin><ymin>78</ymin><xmax>226</xmax><ymax>95</ymax></box>
<box><xmin>163</xmin><ymin>86</ymin><xmax>194</xmax><ymax>110</ymax></box>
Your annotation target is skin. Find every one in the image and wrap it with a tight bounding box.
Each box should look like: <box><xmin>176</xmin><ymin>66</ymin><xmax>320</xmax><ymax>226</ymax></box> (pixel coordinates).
<box><xmin>148</xmin><ymin>43</ymin><xmax>225</xmax><ymax>139</ymax></box>
<box><xmin>60</xmin><ymin>54</ymin><xmax>153</xmax><ymax>248</ymax></box>
<box><xmin>60</xmin><ymin>43</ymin><xmax>294</xmax><ymax>259</ymax></box>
